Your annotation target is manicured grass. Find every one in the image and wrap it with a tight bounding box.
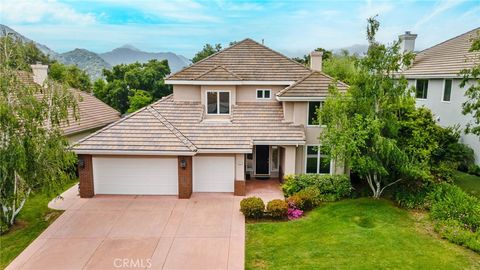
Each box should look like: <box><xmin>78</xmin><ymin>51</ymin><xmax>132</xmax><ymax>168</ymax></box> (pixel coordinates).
<box><xmin>246</xmin><ymin>198</ymin><xmax>480</xmax><ymax>270</ymax></box>
<box><xmin>0</xmin><ymin>181</ymin><xmax>77</xmax><ymax>269</ymax></box>
<box><xmin>453</xmin><ymin>171</ymin><xmax>480</xmax><ymax>198</ymax></box>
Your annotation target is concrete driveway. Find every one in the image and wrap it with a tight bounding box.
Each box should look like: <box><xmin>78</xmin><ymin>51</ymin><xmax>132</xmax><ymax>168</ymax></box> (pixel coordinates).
<box><xmin>7</xmin><ymin>190</ymin><xmax>244</xmax><ymax>270</ymax></box>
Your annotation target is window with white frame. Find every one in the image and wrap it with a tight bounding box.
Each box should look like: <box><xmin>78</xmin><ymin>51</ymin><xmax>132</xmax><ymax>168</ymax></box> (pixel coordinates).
<box><xmin>256</xmin><ymin>89</ymin><xmax>271</xmax><ymax>99</ymax></box>
<box><xmin>306</xmin><ymin>145</ymin><xmax>331</xmax><ymax>174</ymax></box>
<box><xmin>307</xmin><ymin>101</ymin><xmax>324</xmax><ymax>126</ymax></box>
<box><xmin>415</xmin><ymin>79</ymin><xmax>428</xmax><ymax>99</ymax></box>
<box><xmin>443</xmin><ymin>79</ymin><xmax>452</xmax><ymax>102</ymax></box>
<box><xmin>206</xmin><ymin>91</ymin><xmax>230</xmax><ymax>114</ymax></box>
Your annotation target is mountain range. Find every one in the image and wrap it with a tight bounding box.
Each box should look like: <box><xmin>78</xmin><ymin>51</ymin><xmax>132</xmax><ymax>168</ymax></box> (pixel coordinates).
<box><xmin>0</xmin><ymin>24</ymin><xmax>191</xmax><ymax>80</ymax></box>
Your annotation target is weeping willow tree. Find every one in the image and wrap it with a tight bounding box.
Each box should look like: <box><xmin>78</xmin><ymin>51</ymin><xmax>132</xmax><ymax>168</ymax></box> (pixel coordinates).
<box><xmin>0</xmin><ymin>35</ymin><xmax>79</xmax><ymax>231</ymax></box>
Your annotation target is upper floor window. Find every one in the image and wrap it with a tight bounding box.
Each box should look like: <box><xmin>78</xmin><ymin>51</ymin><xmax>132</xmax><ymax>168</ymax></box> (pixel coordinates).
<box><xmin>308</xmin><ymin>101</ymin><xmax>324</xmax><ymax>126</ymax></box>
<box><xmin>443</xmin><ymin>79</ymin><xmax>452</xmax><ymax>102</ymax></box>
<box><xmin>305</xmin><ymin>145</ymin><xmax>331</xmax><ymax>174</ymax></box>
<box><xmin>206</xmin><ymin>91</ymin><xmax>230</xmax><ymax>114</ymax></box>
<box><xmin>415</xmin><ymin>79</ymin><xmax>428</xmax><ymax>99</ymax></box>
<box><xmin>256</xmin><ymin>89</ymin><xmax>271</xmax><ymax>99</ymax></box>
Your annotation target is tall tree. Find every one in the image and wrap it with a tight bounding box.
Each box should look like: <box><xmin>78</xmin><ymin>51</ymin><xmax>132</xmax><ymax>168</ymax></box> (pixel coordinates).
<box><xmin>460</xmin><ymin>31</ymin><xmax>480</xmax><ymax>136</ymax></box>
<box><xmin>48</xmin><ymin>62</ymin><xmax>92</xmax><ymax>92</ymax></box>
<box><xmin>319</xmin><ymin>17</ymin><xmax>419</xmax><ymax>198</ymax></box>
<box><xmin>93</xmin><ymin>59</ymin><xmax>171</xmax><ymax>114</ymax></box>
<box><xmin>0</xmin><ymin>37</ymin><xmax>78</xmax><ymax>229</ymax></box>
<box><xmin>192</xmin><ymin>43</ymin><xmax>222</xmax><ymax>63</ymax></box>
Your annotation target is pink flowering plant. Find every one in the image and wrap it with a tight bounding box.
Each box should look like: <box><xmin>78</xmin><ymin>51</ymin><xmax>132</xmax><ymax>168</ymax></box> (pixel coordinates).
<box><xmin>287</xmin><ymin>200</ymin><xmax>303</xmax><ymax>220</ymax></box>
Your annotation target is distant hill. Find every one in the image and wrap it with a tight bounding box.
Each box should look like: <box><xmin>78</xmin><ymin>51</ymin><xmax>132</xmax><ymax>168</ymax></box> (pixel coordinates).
<box><xmin>333</xmin><ymin>44</ymin><xmax>368</xmax><ymax>56</ymax></box>
<box><xmin>99</xmin><ymin>45</ymin><xmax>190</xmax><ymax>72</ymax></box>
<box><xmin>0</xmin><ymin>24</ymin><xmax>190</xmax><ymax>80</ymax></box>
<box><xmin>59</xmin><ymin>49</ymin><xmax>111</xmax><ymax>80</ymax></box>
<box><xmin>0</xmin><ymin>24</ymin><xmax>58</xmax><ymax>58</ymax></box>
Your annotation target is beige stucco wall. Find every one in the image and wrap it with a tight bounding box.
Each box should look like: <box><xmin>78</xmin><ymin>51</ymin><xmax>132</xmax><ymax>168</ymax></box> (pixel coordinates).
<box><xmin>283</xmin><ymin>145</ymin><xmax>297</xmax><ymax>174</ymax></box>
<box><xmin>293</xmin><ymin>102</ymin><xmax>308</xmax><ymax>125</ymax></box>
<box><xmin>235</xmin><ymin>154</ymin><xmax>245</xmax><ymax>181</ymax></box>
<box><xmin>67</xmin><ymin>128</ymin><xmax>100</xmax><ymax>145</ymax></box>
<box><xmin>283</xmin><ymin>102</ymin><xmax>294</xmax><ymax>122</ymax></box>
<box><xmin>236</xmin><ymin>85</ymin><xmax>286</xmax><ymax>103</ymax></box>
<box><xmin>173</xmin><ymin>85</ymin><xmax>201</xmax><ymax>101</ymax></box>
<box><xmin>295</xmin><ymin>146</ymin><xmax>304</xmax><ymax>174</ymax></box>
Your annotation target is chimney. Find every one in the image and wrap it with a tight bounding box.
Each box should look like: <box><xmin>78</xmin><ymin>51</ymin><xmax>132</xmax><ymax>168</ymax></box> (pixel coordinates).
<box><xmin>310</xmin><ymin>51</ymin><xmax>323</xmax><ymax>72</ymax></box>
<box><xmin>398</xmin><ymin>31</ymin><xmax>417</xmax><ymax>53</ymax></box>
<box><xmin>30</xmin><ymin>63</ymin><xmax>49</xmax><ymax>85</ymax></box>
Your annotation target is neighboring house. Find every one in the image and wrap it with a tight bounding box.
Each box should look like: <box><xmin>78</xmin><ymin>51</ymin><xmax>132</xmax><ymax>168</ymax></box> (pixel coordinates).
<box><xmin>19</xmin><ymin>64</ymin><xmax>121</xmax><ymax>143</ymax></box>
<box><xmin>400</xmin><ymin>28</ymin><xmax>480</xmax><ymax>165</ymax></box>
<box><xmin>73</xmin><ymin>38</ymin><xmax>348</xmax><ymax>198</ymax></box>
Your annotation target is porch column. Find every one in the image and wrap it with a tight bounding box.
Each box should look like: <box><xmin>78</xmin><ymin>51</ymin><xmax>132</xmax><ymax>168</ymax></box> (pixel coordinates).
<box><xmin>234</xmin><ymin>153</ymin><xmax>246</xmax><ymax>196</ymax></box>
<box><xmin>78</xmin><ymin>154</ymin><xmax>94</xmax><ymax>198</ymax></box>
<box><xmin>283</xmin><ymin>146</ymin><xmax>296</xmax><ymax>175</ymax></box>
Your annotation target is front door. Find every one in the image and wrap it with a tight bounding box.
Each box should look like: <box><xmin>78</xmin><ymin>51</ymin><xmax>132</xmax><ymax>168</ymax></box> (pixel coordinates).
<box><xmin>255</xmin><ymin>145</ymin><xmax>270</xmax><ymax>175</ymax></box>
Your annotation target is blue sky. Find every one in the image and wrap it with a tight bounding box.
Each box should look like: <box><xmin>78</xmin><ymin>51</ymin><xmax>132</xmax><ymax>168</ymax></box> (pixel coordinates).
<box><xmin>1</xmin><ymin>0</ymin><xmax>479</xmax><ymax>58</ymax></box>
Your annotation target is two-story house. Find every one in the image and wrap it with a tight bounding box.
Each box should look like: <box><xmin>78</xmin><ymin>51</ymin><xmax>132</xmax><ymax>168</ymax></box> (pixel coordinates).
<box><xmin>73</xmin><ymin>39</ymin><xmax>348</xmax><ymax>198</ymax></box>
<box><xmin>400</xmin><ymin>28</ymin><xmax>480</xmax><ymax>165</ymax></box>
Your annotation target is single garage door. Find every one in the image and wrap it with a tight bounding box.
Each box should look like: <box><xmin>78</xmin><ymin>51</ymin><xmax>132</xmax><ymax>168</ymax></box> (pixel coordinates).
<box><xmin>193</xmin><ymin>156</ymin><xmax>235</xmax><ymax>192</ymax></box>
<box><xmin>92</xmin><ymin>157</ymin><xmax>178</xmax><ymax>195</ymax></box>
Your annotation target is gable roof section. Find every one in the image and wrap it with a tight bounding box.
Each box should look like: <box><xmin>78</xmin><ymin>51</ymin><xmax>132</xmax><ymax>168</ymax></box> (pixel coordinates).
<box><xmin>195</xmin><ymin>65</ymin><xmax>242</xmax><ymax>80</ymax></box>
<box><xmin>17</xmin><ymin>71</ymin><xmax>121</xmax><ymax>136</ymax></box>
<box><xmin>402</xmin><ymin>27</ymin><xmax>480</xmax><ymax>77</ymax></box>
<box><xmin>73</xmin><ymin>96</ymin><xmax>305</xmax><ymax>154</ymax></box>
<box><xmin>277</xmin><ymin>71</ymin><xmax>349</xmax><ymax>98</ymax></box>
<box><xmin>167</xmin><ymin>38</ymin><xmax>311</xmax><ymax>82</ymax></box>
<box><xmin>73</xmin><ymin>97</ymin><xmax>198</xmax><ymax>154</ymax></box>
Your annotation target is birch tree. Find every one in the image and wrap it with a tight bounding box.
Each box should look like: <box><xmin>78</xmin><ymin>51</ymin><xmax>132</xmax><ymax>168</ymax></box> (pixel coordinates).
<box><xmin>319</xmin><ymin>17</ymin><xmax>419</xmax><ymax>198</ymax></box>
<box><xmin>0</xmin><ymin>36</ymin><xmax>78</xmax><ymax>231</ymax></box>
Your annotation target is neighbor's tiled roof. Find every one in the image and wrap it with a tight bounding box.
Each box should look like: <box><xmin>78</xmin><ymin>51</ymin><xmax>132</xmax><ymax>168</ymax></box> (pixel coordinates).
<box><xmin>17</xmin><ymin>71</ymin><xmax>120</xmax><ymax>136</ymax></box>
<box><xmin>73</xmin><ymin>95</ymin><xmax>305</xmax><ymax>153</ymax></box>
<box><xmin>167</xmin><ymin>38</ymin><xmax>311</xmax><ymax>81</ymax></box>
<box><xmin>277</xmin><ymin>71</ymin><xmax>349</xmax><ymax>97</ymax></box>
<box><xmin>402</xmin><ymin>28</ymin><xmax>480</xmax><ymax>77</ymax></box>
<box><xmin>61</xmin><ymin>89</ymin><xmax>121</xmax><ymax>136</ymax></box>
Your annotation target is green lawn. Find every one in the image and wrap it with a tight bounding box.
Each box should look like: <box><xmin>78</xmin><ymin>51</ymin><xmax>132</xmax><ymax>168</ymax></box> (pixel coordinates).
<box><xmin>0</xmin><ymin>181</ymin><xmax>77</xmax><ymax>269</ymax></box>
<box><xmin>454</xmin><ymin>171</ymin><xmax>480</xmax><ymax>198</ymax></box>
<box><xmin>246</xmin><ymin>198</ymin><xmax>480</xmax><ymax>270</ymax></box>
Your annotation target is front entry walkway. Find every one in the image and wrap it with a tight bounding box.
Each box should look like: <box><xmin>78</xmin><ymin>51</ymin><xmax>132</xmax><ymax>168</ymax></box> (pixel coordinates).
<box><xmin>8</xmin><ymin>187</ymin><xmax>244</xmax><ymax>270</ymax></box>
<box><xmin>245</xmin><ymin>179</ymin><xmax>285</xmax><ymax>202</ymax></box>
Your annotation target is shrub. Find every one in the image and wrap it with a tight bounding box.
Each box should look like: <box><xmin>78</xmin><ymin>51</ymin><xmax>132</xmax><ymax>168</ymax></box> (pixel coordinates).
<box><xmin>427</xmin><ymin>183</ymin><xmax>480</xmax><ymax>231</ymax></box>
<box><xmin>286</xmin><ymin>195</ymin><xmax>305</xmax><ymax>210</ymax></box>
<box><xmin>240</xmin><ymin>197</ymin><xmax>265</xmax><ymax>219</ymax></box>
<box><xmin>282</xmin><ymin>174</ymin><xmax>352</xmax><ymax>201</ymax></box>
<box><xmin>295</xmin><ymin>186</ymin><xmax>321</xmax><ymax>209</ymax></box>
<box><xmin>394</xmin><ymin>184</ymin><xmax>432</xmax><ymax>209</ymax></box>
<box><xmin>266</xmin><ymin>199</ymin><xmax>288</xmax><ymax>219</ymax></box>
<box><xmin>435</xmin><ymin>219</ymin><xmax>480</xmax><ymax>253</ymax></box>
<box><xmin>287</xmin><ymin>208</ymin><xmax>303</xmax><ymax>220</ymax></box>
<box><xmin>468</xmin><ymin>164</ymin><xmax>480</xmax><ymax>176</ymax></box>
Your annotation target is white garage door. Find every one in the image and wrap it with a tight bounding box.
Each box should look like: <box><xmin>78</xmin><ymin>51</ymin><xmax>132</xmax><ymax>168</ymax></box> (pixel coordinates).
<box><xmin>92</xmin><ymin>157</ymin><xmax>178</xmax><ymax>195</ymax></box>
<box><xmin>193</xmin><ymin>156</ymin><xmax>235</xmax><ymax>192</ymax></box>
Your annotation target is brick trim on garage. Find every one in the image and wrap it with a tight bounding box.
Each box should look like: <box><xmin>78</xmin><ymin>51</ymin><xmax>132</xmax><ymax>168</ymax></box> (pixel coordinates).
<box><xmin>178</xmin><ymin>156</ymin><xmax>192</xmax><ymax>199</ymax></box>
<box><xmin>78</xmin><ymin>154</ymin><xmax>94</xmax><ymax>198</ymax></box>
<box><xmin>234</xmin><ymin>180</ymin><xmax>245</xmax><ymax>196</ymax></box>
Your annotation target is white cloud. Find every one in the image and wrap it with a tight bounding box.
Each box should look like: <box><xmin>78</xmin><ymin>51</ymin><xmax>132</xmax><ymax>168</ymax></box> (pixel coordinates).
<box><xmin>359</xmin><ymin>0</ymin><xmax>394</xmax><ymax>19</ymax></box>
<box><xmin>414</xmin><ymin>0</ymin><xmax>465</xmax><ymax>29</ymax></box>
<box><xmin>0</xmin><ymin>0</ymin><xmax>96</xmax><ymax>24</ymax></box>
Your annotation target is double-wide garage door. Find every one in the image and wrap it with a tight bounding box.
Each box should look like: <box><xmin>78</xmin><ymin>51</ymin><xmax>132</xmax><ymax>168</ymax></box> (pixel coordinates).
<box><xmin>93</xmin><ymin>157</ymin><xmax>178</xmax><ymax>195</ymax></box>
<box><xmin>92</xmin><ymin>156</ymin><xmax>235</xmax><ymax>195</ymax></box>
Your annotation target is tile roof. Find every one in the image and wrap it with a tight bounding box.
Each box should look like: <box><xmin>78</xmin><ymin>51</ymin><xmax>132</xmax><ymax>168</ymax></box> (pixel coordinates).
<box><xmin>73</xmin><ymin>95</ymin><xmax>305</xmax><ymax>153</ymax></box>
<box><xmin>277</xmin><ymin>71</ymin><xmax>349</xmax><ymax>97</ymax></box>
<box><xmin>402</xmin><ymin>28</ymin><xmax>480</xmax><ymax>77</ymax></box>
<box><xmin>17</xmin><ymin>71</ymin><xmax>120</xmax><ymax>136</ymax></box>
<box><xmin>167</xmin><ymin>38</ymin><xmax>311</xmax><ymax>81</ymax></box>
